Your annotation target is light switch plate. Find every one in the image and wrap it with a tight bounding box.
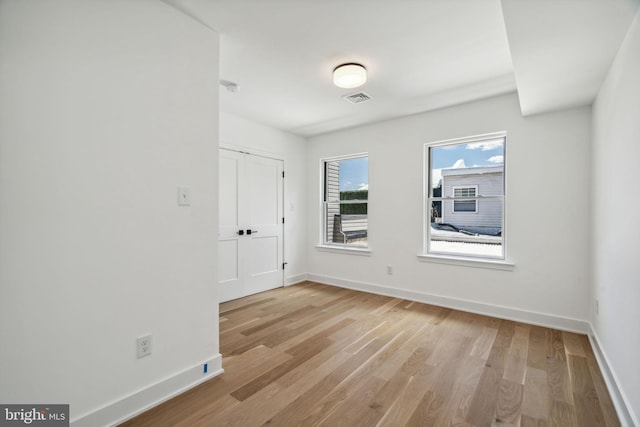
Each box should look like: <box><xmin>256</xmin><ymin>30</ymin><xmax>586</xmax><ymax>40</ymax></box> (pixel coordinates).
<box><xmin>178</xmin><ymin>186</ymin><xmax>191</xmax><ymax>206</ymax></box>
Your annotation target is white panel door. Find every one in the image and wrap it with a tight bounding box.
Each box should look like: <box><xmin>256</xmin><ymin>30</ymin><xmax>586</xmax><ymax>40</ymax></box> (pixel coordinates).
<box><xmin>219</xmin><ymin>149</ymin><xmax>284</xmax><ymax>302</ymax></box>
<box><xmin>244</xmin><ymin>154</ymin><xmax>284</xmax><ymax>296</ymax></box>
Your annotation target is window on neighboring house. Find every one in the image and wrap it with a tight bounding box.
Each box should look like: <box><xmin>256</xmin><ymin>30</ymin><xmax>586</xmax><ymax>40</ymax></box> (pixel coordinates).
<box><xmin>453</xmin><ymin>186</ymin><xmax>478</xmax><ymax>212</ymax></box>
<box><xmin>321</xmin><ymin>154</ymin><xmax>368</xmax><ymax>248</ymax></box>
<box><xmin>425</xmin><ymin>133</ymin><xmax>505</xmax><ymax>259</ymax></box>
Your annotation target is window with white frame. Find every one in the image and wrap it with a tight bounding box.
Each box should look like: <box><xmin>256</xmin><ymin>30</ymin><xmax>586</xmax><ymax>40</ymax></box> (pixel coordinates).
<box><xmin>453</xmin><ymin>186</ymin><xmax>478</xmax><ymax>212</ymax></box>
<box><xmin>321</xmin><ymin>154</ymin><xmax>368</xmax><ymax>248</ymax></box>
<box><xmin>425</xmin><ymin>133</ymin><xmax>505</xmax><ymax>259</ymax></box>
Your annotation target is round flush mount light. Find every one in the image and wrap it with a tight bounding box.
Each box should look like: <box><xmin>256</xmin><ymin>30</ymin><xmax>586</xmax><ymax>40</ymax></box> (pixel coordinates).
<box><xmin>333</xmin><ymin>63</ymin><xmax>367</xmax><ymax>89</ymax></box>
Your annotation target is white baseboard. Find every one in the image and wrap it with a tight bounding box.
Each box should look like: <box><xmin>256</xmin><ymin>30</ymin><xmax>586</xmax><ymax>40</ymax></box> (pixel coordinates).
<box><xmin>71</xmin><ymin>354</ymin><xmax>223</xmax><ymax>427</ymax></box>
<box><xmin>587</xmin><ymin>326</ymin><xmax>638</xmax><ymax>427</ymax></box>
<box><xmin>306</xmin><ymin>273</ymin><xmax>590</xmax><ymax>333</ymax></box>
<box><xmin>286</xmin><ymin>273</ymin><xmax>307</xmax><ymax>286</ymax></box>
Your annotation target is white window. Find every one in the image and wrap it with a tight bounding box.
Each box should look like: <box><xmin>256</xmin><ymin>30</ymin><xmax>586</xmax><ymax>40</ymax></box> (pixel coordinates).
<box><xmin>321</xmin><ymin>154</ymin><xmax>368</xmax><ymax>248</ymax></box>
<box><xmin>425</xmin><ymin>133</ymin><xmax>505</xmax><ymax>259</ymax></box>
<box><xmin>453</xmin><ymin>186</ymin><xmax>478</xmax><ymax>212</ymax></box>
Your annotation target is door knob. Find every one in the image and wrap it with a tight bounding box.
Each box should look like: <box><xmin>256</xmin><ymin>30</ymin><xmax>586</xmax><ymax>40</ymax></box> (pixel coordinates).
<box><xmin>237</xmin><ymin>230</ymin><xmax>245</xmax><ymax>235</ymax></box>
<box><xmin>246</xmin><ymin>229</ymin><xmax>258</xmax><ymax>235</ymax></box>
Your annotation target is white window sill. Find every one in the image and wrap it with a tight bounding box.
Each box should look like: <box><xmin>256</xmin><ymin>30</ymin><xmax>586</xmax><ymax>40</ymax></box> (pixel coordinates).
<box><xmin>315</xmin><ymin>245</ymin><xmax>372</xmax><ymax>256</ymax></box>
<box><xmin>417</xmin><ymin>253</ymin><xmax>514</xmax><ymax>270</ymax></box>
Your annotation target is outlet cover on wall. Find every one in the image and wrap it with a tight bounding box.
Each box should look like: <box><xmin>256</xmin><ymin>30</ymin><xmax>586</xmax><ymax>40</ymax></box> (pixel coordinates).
<box><xmin>137</xmin><ymin>334</ymin><xmax>152</xmax><ymax>358</ymax></box>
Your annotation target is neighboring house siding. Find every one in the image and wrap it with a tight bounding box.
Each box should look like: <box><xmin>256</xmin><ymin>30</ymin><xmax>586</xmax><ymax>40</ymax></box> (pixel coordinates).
<box><xmin>442</xmin><ymin>171</ymin><xmax>503</xmax><ymax>229</ymax></box>
<box><xmin>325</xmin><ymin>161</ymin><xmax>340</xmax><ymax>242</ymax></box>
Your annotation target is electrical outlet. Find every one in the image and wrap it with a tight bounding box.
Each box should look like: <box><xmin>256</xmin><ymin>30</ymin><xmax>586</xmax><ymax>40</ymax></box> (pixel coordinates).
<box><xmin>137</xmin><ymin>334</ymin><xmax>152</xmax><ymax>358</ymax></box>
<box><xmin>387</xmin><ymin>265</ymin><xmax>393</xmax><ymax>275</ymax></box>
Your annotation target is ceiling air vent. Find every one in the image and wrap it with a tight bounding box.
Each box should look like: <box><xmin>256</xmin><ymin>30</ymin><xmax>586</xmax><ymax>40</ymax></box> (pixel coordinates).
<box><xmin>343</xmin><ymin>91</ymin><xmax>372</xmax><ymax>104</ymax></box>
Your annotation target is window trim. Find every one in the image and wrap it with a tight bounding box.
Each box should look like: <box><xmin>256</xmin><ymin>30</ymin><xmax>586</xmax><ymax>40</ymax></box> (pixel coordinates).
<box><xmin>319</xmin><ymin>152</ymin><xmax>369</xmax><ymax>249</ymax></box>
<box><xmin>423</xmin><ymin>132</ymin><xmax>507</xmax><ymax>261</ymax></box>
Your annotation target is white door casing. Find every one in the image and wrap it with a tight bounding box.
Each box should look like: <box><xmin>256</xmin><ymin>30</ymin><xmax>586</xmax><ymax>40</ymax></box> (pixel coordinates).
<box><xmin>219</xmin><ymin>149</ymin><xmax>244</xmax><ymax>302</ymax></box>
<box><xmin>219</xmin><ymin>149</ymin><xmax>284</xmax><ymax>302</ymax></box>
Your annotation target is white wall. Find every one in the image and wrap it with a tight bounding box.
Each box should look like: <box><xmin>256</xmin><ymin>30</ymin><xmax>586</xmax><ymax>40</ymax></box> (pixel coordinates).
<box><xmin>307</xmin><ymin>93</ymin><xmax>592</xmax><ymax>329</ymax></box>
<box><xmin>591</xmin><ymin>9</ymin><xmax>640</xmax><ymax>426</ymax></box>
<box><xmin>0</xmin><ymin>1</ymin><xmax>221</xmax><ymax>425</ymax></box>
<box><xmin>220</xmin><ymin>112</ymin><xmax>307</xmax><ymax>284</ymax></box>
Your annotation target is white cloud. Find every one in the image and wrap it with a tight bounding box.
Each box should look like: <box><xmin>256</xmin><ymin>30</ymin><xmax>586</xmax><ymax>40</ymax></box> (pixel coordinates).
<box><xmin>451</xmin><ymin>159</ymin><xmax>466</xmax><ymax>168</ymax></box>
<box><xmin>358</xmin><ymin>183</ymin><xmax>368</xmax><ymax>190</ymax></box>
<box><xmin>465</xmin><ymin>139</ymin><xmax>504</xmax><ymax>151</ymax></box>
<box><xmin>431</xmin><ymin>169</ymin><xmax>442</xmax><ymax>188</ymax></box>
<box><xmin>432</xmin><ymin>159</ymin><xmax>464</xmax><ymax>187</ymax></box>
<box><xmin>488</xmin><ymin>155</ymin><xmax>504</xmax><ymax>164</ymax></box>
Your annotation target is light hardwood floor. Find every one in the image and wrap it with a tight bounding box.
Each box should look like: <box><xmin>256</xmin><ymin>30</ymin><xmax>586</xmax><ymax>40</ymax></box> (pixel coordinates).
<box><xmin>122</xmin><ymin>281</ymin><xmax>619</xmax><ymax>427</ymax></box>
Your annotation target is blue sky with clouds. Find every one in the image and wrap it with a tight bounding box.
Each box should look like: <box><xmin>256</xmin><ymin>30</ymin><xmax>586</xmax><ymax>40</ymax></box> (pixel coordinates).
<box><xmin>339</xmin><ymin>157</ymin><xmax>368</xmax><ymax>191</ymax></box>
<box><xmin>432</xmin><ymin>139</ymin><xmax>504</xmax><ymax>169</ymax></box>
<box><xmin>431</xmin><ymin>139</ymin><xmax>504</xmax><ymax>188</ymax></box>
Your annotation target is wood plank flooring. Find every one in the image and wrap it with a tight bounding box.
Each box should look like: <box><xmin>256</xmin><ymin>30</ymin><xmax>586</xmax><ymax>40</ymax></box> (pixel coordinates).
<box><xmin>122</xmin><ymin>282</ymin><xmax>619</xmax><ymax>427</ymax></box>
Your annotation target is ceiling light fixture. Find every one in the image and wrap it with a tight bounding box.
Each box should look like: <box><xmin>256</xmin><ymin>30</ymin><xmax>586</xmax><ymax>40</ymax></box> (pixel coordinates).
<box><xmin>333</xmin><ymin>63</ymin><xmax>367</xmax><ymax>89</ymax></box>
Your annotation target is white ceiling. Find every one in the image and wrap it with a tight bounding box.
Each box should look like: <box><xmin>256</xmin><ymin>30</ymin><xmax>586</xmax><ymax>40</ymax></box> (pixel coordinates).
<box><xmin>169</xmin><ymin>0</ymin><xmax>639</xmax><ymax>137</ymax></box>
<box><xmin>502</xmin><ymin>0</ymin><xmax>639</xmax><ymax>116</ymax></box>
